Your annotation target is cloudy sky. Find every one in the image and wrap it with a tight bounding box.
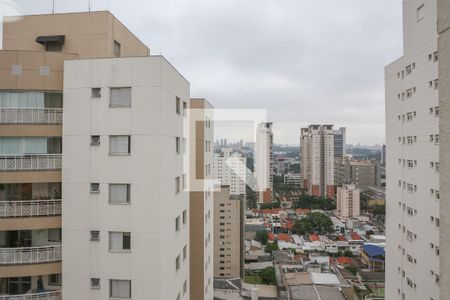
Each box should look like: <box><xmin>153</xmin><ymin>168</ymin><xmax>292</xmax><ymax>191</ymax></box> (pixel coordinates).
<box><xmin>1</xmin><ymin>0</ymin><xmax>404</xmax><ymax>145</ymax></box>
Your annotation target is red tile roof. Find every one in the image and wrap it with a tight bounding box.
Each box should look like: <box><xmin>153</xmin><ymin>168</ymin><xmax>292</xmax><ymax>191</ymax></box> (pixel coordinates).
<box><xmin>277</xmin><ymin>233</ymin><xmax>291</xmax><ymax>242</ymax></box>
<box><xmin>309</xmin><ymin>234</ymin><xmax>320</xmax><ymax>242</ymax></box>
<box><xmin>337</xmin><ymin>235</ymin><xmax>347</xmax><ymax>241</ymax></box>
<box><xmin>295</xmin><ymin>208</ymin><xmax>311</xmax><ymax>214</ymax></box>
<box><xmin>350</xmin><ymin>232</ymin><xmax>363</xmax><ymax>240</ymax></box>
<box><xmin>336</xmin><ymin>256</ymin><xmax>353</xmax><ymax>265</ymax></box>
<box><xmin>268</xmin><ymin>232</ymin><xmax>275</xmax><ymax>241</ymax></box>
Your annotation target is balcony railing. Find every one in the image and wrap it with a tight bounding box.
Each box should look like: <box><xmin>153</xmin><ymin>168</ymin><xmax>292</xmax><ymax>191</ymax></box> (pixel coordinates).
<box><xmin>0</xmin><ymin>291</ymin><xmax>61</xmax><ymax>300</ymax></box>
<box><xmin>0</xmin><ymin>108</ymin><xmax>63</xmax><ymax>124</ymax></box>
<box><xmin>0</xmin><ymin>200</ymin><xmax>62</xmax><ymax>218</ymax></box>
<box><xmin>0</xmin><ymin>245</ymin><xmax>62</xmax><ymax>265</ymax></box>
<box><xmin>0</xmin><ymin>155</ymin><xmax>62</xmax><ymax>171</ymax></box>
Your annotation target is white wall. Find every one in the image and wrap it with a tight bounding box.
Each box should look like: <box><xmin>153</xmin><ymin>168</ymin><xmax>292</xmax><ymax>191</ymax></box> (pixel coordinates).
<box><xmin>62</xmin><ymin>56</ymin><xmax>190</xmax><ymax>300</ymax></box>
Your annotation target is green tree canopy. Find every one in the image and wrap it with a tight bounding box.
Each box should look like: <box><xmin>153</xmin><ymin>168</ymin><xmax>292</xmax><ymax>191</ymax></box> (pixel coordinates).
<box><xmin>255</xmin><ymin>231</ymin><xmax>269</xmax><ymax>245</ymax></box>
<box><xmin>293</xmin><ymin>212</ymin><xmax>334</xmax><ymax>235</ymax></box>
<box><xmin>259</xmin><ymin>267</ymin><xmax>276</xmax><ymax>285</ymax></box>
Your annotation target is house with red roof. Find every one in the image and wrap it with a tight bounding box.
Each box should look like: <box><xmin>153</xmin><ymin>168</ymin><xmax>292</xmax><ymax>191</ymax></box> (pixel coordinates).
<box><xmin>277</xmin><ymin>233</ymin><xmax>292</xmax><ymax>242</ymax></box>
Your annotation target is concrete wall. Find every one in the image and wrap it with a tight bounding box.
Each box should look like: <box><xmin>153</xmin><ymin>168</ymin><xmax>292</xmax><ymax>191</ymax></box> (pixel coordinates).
<box><xmin>62</xmin><ymin>56</ymin><xmax>189</xmax><ymax>300</ymax></box>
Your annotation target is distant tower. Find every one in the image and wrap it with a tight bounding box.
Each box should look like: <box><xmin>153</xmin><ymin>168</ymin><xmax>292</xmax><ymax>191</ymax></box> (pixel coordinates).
<box><xmin>255</xmin><ymin>122</ymin><xmax>273</xmax><ymax>204</ymax></box>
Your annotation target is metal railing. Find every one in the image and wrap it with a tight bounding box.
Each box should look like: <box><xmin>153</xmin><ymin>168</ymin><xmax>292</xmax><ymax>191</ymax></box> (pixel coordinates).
<box><xmin>0</xmin><ymin>245</ymin><xmax>62</xmax><ymax>265</ymax></box>
<box><xmin>0</xmin><ymin>155</ymin><xmax>62</xmax><ymax>171</ymax></box>
<box><xmin>0</xmin><ymin>290</ymin><xmax>61</xmax><ymax>300</ymax></box>
<box><xmin>0</xmin><ymin>109</ymin><xmax>63</xmax><ymax>124</ymax></box>
<box><xmin>0</xmin><ymin>200</ymin><xmax>61</xmax><ymax>218</ymax></box>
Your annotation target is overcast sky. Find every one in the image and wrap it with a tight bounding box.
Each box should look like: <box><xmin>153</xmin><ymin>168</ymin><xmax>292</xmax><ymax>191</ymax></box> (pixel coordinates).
<box><xmin>1</xmin><ymin>0</ymin><xmax>404</xmax><ymax>145</ymax></box>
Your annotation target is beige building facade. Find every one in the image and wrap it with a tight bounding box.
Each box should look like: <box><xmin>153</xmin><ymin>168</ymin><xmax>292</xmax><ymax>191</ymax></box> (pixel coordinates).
<box><xmin>335</xmin><ymin>184</ymin><xmax>360</xmax><ymax>219</ymax></box>
<box><xmin>213</xmin><ymin>186</ymin><xmax>244</xmax><ymax>279</ymax></box>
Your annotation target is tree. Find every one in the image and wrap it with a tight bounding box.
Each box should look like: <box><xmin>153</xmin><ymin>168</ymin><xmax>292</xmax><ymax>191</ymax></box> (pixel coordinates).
<box><xmin>343</xmin><ymin>250</ymin><xmax>354</xmax><ymax>257</ymax></box>
<box><xmin>260</xmin><ymin>202</ymin><xmax>281</xmax><ymax>209</ymax></box>
<box><xmin>260</xmin><ymin>267</ymin><xmax>276</xmax><ymax>285</ymax></box>
<box><xmin>294</xmin><ymin>194</ymin><xmax>336</xmax><ymax>211</ymax></box>
<box><xmin>255</xmin><ymin>231</ymin><xmax>269</xmax><ymax>245</ymax></box>
<box><xmin>265</xmin><ymin>241</ymin><xmax>279</xmax><ymax>253</ymax></box>
<box><xmin>293</xmin><ymin>212</ymin><xmax>334</xmax><ymax>235</ymax></box>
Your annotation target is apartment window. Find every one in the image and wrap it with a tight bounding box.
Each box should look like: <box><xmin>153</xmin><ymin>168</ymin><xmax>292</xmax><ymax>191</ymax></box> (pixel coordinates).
<box><xmin>110</xmin><ymin>135</ymin><xmax>131</xmax><ymax>155</ymax></box>
<box><xmin>417</xmin><ymin>4</ymin><xmax>425</xmax><ymax>21</ymax></box>
<box><xmin>434</xmin><ymin>51</ymin><xmax>438</xmax><ymax>62</ymax></box>
<box><xmin>175</xmin><ymin>216</ymin><xmax>180</xmax><ymax>232</ymax></box>
<box><xmin>90</xmin><ymin>88</ymin><xmax>102</xmax><ymax>99</ymax></box>
<box><xmin>182</xmin><ymin>174</ymin><xmax>186</xmax><ymax>190</ymax></box>
<box><xmin>90</xmin><ymin>183</ymin><xmax>100</xmax><ymax>194</ymax></box>
<box><xmin>176</xmin><ymin>137</ymin><xmax>181</xmax><ymax>154</ymax></box>
<box><xmin>175</xmin><ymin>176</ymin><xmax>180</xmax><ymax>193</ymax></box>
<box><xmin>48</xmin><ymin>228</ymin><xmax>61</xmax><ymax>242</ymax></box>
<box><xmin>435</xmin><ymin>106</ymin><xmax>440</xmax><ymax>116</ymax></box>
<box><xmin>176</xmin><ymin>97</ymin><xmax>181</xmax><ymax>114</ymax></box>
<box><xmin>109</xmin><ymin>232</ymin><xmax>131</xmax><ymax>251</ymax></box>
<box><xmin>182</xmin><ymin>210</ymin><xmax>187</xmax><ymax>224</ymax></box>
<box><xmin>176</xmin><ymin>255</ymin><xmax>181</xmax><ymax>271</ymax></box>
<box><xmin>183</xmin><ymin>280</ymin><xmax>187</xmax><ymax>294</ymax></box>
<box><xmin>110</xmin><ymin>87</ymin><xmax>131</xmax><ymax>108</ymax></box>
<box><xmin>176</xmin><ymin>293</ymin><xmax>180</xmax><ymax>300</ymax></box>
<box><xmin>91</xmin><ymin>135</ymin><xmax>100</xmax><ymax>146</ymax></box>
<box><xmin>90</xmin><ymin>231</ymin><xmax>100</xmax><ymax>241</ymax></box>
<box><xmin>183</xmin><ymin>245</ymin><xmax>187</xmax><ymax>260</ymax></box>
<box><xmin>109</xmin><ymin>184</ymin><xmax>130</xmax><ymax>204</ymax></box>
<box><xmin>90</xmin><ymin>278</ymin><xmax>100</xmax><ymax>289</ymax></box>
<box><xmin>113</xmin><ymin>40</ymin><xmax>121</xmax><ymax>57</ymax></box>
<box><xmin>48</xmin><ymin>274</ymin><xmax>62</xmax><ymax>286</ymax></box>
<box><xmin>110</xmin><ymin>280</ymin><xmax>131</xmax><ymax>299</ymax></box>
<box><xmin>183</xmin><ymin>101</ymin><xmax>187</xmax><ymax>116</ymax></box>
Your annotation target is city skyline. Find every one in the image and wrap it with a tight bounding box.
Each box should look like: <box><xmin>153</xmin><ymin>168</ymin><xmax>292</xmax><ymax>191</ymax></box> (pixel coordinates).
<box><xmin>0</xmin><ymin>0</ymin><xmax>403</xmax><ymax>145</ymax></box>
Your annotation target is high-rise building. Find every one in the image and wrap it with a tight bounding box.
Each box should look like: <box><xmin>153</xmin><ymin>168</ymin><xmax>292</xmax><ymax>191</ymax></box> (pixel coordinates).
<box><xmin>213</xmin><ymin>148</ymin><xmax>246</xmax><ymax>196</ymax></box>
<box><xmin>213</xmin><ymin>186</ymin><xmax>244</xmax><ymax>279</ymax></box>
<box><xmin>438</xmin><ymin>0</ymin><xmax>450</xmax><ymax>297</ymax></box>
<box><xmin>335</xmin><ymin>184</ymin><xmax>360</xmax><ymax>219</ymax></box>
<box><xmin>333</xmin><ymin>127</ymin><xmax>346</xmax><ymax>159</ymax></box>
<box><xmin>0</xmin><ymin>11</ymin><xmax>148</xmax><ymax>299</ymax></box>
<box><xmin>300</xmin><ymin>125</ymin><xmax>335</xmax><ymax>198</ymax></box>
<box><xmin>334</xmin><ymin>158</ymin><xmax>381</xmax><ymax>188</ymax></box>
<box><xmin>385</xmin><ymin>1</ymin><xmax>440</xmax><ymax>299</ymax></box>
<box><xmin>255</xmin><ymin>122</ymin><xmax>273</xmax><ymax>204</ymax></box>
<box><xmin>189</xmin><ymin>98</ymin><xmax>214</xmax><ymax>300</ymax></box>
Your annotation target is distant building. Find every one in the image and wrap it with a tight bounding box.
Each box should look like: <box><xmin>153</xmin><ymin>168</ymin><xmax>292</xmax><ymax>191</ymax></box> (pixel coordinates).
<box><xmin>334</xmin><ymin>158</ymin><xmax>381</xmax><ymax>188</ymax></box>
<box><xmin>333</xmin><ymin>127</ymin><xmax>346</xmax><ymax>159</ymax></box>
<box><xmin>255</xmin><ymin>122</ymin><xmax>273</xmax><ymax>203</ymax></box>
<box><xmin>381</xmin><ymin>144</ymin><xmax>386</xmax><ymax>166</ymax></box>
<box><xmin>300</xmin><ymin>125</ymin><xmax>335</xmax><ymax>198</ymax></box>
<box><xmin>213</xmin><ymin>148</ymin><xmax>246</xmax><ymax>196</ymax></box>
<box><xmin>284</xmin><ymin>173</ymin><xmax>301</xmax><ymax>185</ymax></box>
<box><xmin>336</xmin><ymin>184</ymin><xmax>360</xmax><ymax>219</ymax></box>
<box><xmin>214</xmin><ymin>186</ymin><xmax>244</xmax><ymax>279</ymax></box>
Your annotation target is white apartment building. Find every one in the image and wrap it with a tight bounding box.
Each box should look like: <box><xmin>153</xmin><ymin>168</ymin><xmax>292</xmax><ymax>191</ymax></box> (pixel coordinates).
<box><xmin>385</xmin><ymin>1</ymin><xmax>440</xmax><ymax>299</ymax></box>
<box><xmin>255</xmin><ymin>123</ymin><xmax>273</xmax><ymax>204</ymax></box>
<box><xmin>62</xmin><ymin>56</ymin><xmax>190</xmax><ymax>300</ymax></box>
<box><xmin>335</xmin><ymin>184</ymin><xmax>360</xmax><ymax>219</ymax></box>
<box><xmin>300</xmin><ymin>125</ymin><xmax>335</xmax><ymax>198</ymax></box>
<box><xmin>213</xmin><ymin>148</ymin><xmax>246</xmax><ymax>196</ymax></box>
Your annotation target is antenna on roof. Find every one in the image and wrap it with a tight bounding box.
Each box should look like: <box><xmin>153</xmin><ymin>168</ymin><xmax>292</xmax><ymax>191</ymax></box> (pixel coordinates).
<box><xmin>52</xmin><ymin>0</ymin><xmax>55</xmax><ymax>13</ymax></box>
<box><xmin>88</xmin><ymin>0</ymin><xmax>91</xmax><ymax>12</ymax></box>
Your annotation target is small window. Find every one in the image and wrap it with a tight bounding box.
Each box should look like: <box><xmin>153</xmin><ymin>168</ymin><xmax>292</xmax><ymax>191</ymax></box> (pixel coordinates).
<box><xmin>183</xmin><ymin>101</ymin><xmax>187</xmax><ymax>116</ymax></box>
<box><xmin>176</xmin><ymin>255</ymin><xmax>181</xmax><ymax>271</ymax></box>
<box><xmin>90</xmin><ymin>231</ymin><xmax>100</xmax><ymax>241</ymax></box>
<box><xmin>182</xmin><ymin>210</ymin><xmax>187</xmax><ymax>224</ymax></box>
<box><xmin>176</xmin><ymin>97</ymin><xmax>181</xmax><ymax>114</ymax></box>
<box><xmin>109</xmin><ymin>184</ymin><xmax>130</xmax><ymax>204</ymax></box>
<box><xmin>46</xmin><ymin>42</ymin><xmax>62</xmax><ymax>52</ymax></box>
<box><xmin>175</xmin><ymin>176</ymin><xmax>180</xmax><ymax>193</ymax></box>
<box><xmin>110</xmin><ymin>87</ymin><xmax>131</xmax><ymax>108</ymax></box>
<box><xmin>90</xmin><ymin>278</ymin><xmax>100</xmax><ymax>289</ymax></box>
<box><xmin>175</xmin><ymin>216</ymin><xmax>180</xmax><ymax>232</ymax></box>
<box><xmin>183</xmin><ymin>280</ymin><xmax>187</xmax><ymax>294</ymax></box>
<box><xmin>176</xmin><ymin>137</ymin><xmax>181</xmax><ymax>154</ymax></box>
<box><xmin>91</xmin><ymin>135</ymin><xmax>100</xmax><ymax>146</ymax></box>
<box><xmin>110</xmin><ymin>279</ymin><xmax>131</xmax><ymax>299</ymax></box>
<box><xmin>183</xmin><ymin>245</ymin><xmax>187</xmax><ymax>260</ymax></box>
<box><xmin>109</xmin><ymin>232</ymin><xmax>131</xmax><ymax>251</ymax></box>
<box><xmin>91</xmin><ymin>88</ymin><xmax>101</xmax><ymax>98</ymax></box>
<box><xmin>417</xmin><ymin>4</ymin><xmax>425</xmax><ymax>21</ymax></box>
<box><xmin>48</xmin><ymin>274</ymin><xmax>62</xmax><ymax>286</ymax></box>
<box><xmin>110</xmin><ymin>135</ymin><xmax>131</xmax><ymax>155</ymax></box>
<box><xmin>113</xmin><ymin>40</ymin><xmax>121</xmax><ymax>57</ymax></box>
<box><xmin>90</xmin><ymin>183</ymin><xmax>100</xmax><ymax>194</ymax></box>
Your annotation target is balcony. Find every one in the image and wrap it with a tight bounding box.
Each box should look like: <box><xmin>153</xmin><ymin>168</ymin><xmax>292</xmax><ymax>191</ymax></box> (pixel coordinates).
<box><xmin>0</xmin><ymin>200</ymin><xmax>61</xmax><ymax>218</ymax></box>
<box><xmin>0</xmin><ymin>155</ymin><xmax>62</xmax><ymax>172</ymax></box>
<box><xmin>0</xmin><ymin>109</ymin><xmax>62</xmax><ymax>124</ymax></box>
<box><xmin>0</xmin><ymin>245</ymin><xmax>62</xmax><ymax>265</ymax></box>
<box><xmin>0</xmin><ymin>291</ymin><xmax>61</xmax><ymax>300</ymax></box>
